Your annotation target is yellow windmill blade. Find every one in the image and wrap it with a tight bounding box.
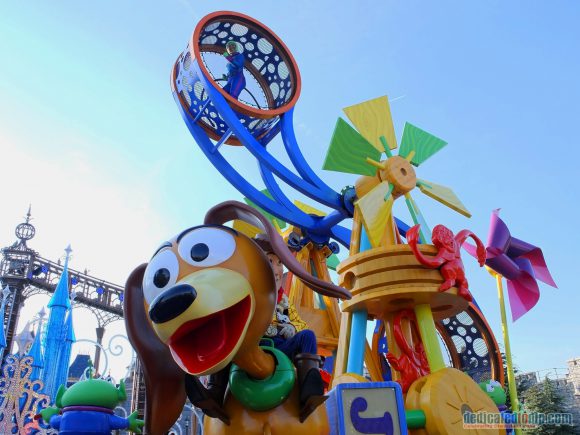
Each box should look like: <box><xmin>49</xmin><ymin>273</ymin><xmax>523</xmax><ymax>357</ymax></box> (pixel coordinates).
<box><xmin>417</xmin><ymin>179</ymin><xmax>472</xmax><ymax>218</ymax></box>
<box><xmin>293</xmin><ymin>200</ymin><xmax>326</xmax><ymax>217</ymax></box>
<box><xmin>355</xmin><ymin>182</ymin><xmax>395</xmax><ymax>248</ymax></box>
<box><xmin>343</xmin><ymin>95</ymin><xmax>398</xmax><ymax>152</ymax></box>
<box><xmin>233</xmin><ymin>220</ymin><xmax>263</xmax><ymax>238</ymax></box>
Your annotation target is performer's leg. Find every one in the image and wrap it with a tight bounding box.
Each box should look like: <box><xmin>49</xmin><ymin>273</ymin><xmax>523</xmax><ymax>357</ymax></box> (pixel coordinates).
<box><xmin>293</xmin><ymin>329</ymin><xmax>318</xmax><ymax>355</ymax></box>
<box><xmin>271</xmin><ymin>330</ymin><xmax>317</xmax><ymax>359</ymax></box>
<box><xmin>223</xmin><ymin>79</ymin><xmax>233</xmax><ymax>95</ymax></box>
<box><xmin>228</xmin><ymin>76</ymin><xmax>245</xmax><ymax>99</ymax></box>
<box><xmin>294</xmin><ymin>353</ymin><xmax>327</xmax><ymax>422</ymax></box>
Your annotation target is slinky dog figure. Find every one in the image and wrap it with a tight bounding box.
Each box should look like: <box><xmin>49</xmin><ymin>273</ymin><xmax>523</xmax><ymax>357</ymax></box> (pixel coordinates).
<box><xmin>124</xmin><ymin>201</ymin><xmax>350</xmax><ymax>434</ymax></box>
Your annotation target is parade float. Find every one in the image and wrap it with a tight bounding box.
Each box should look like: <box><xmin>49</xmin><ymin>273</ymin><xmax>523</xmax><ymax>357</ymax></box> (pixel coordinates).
<box><xmin>121</xmin><ymin>10</ymin><xmax>554</xmax><ymax>435</ymax></box>
<box><xmin>0</xmin><ymin>10</ymin><xmax>557</xmax><ymax>435</ymax></box>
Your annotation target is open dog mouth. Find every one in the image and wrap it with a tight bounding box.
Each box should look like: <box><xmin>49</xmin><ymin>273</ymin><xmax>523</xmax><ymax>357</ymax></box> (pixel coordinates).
<box><xmin>168</xmin><ymin>295</ymin><xmax>252</xmax><ymax>374</ymax></box>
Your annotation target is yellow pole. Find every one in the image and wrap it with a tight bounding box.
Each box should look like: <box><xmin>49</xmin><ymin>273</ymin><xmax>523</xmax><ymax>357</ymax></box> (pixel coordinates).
<box><xmin>496</xmin><ymin>273</ymin><xmax>522</xmax><ymax>435</ymax></box>
<box><xmin>414</xmin><ymin>304</ymin><xmax>445</xmax><ymax>372</ymax></box>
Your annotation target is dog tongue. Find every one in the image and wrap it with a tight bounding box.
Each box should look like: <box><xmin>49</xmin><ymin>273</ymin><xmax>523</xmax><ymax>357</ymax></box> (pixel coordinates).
<box><xmin>168</xmin><ymin>295</ymin><xmax>252</xmax><ymax>375</ymax></box>
<box><xmin>169</xmin><ymin>311</ymin><xmax>228</xmax><ymax>374</ymax></box>
<box><xmin>196</xmin><ymin>312</ymin><xmax>226</xmax><ymax>362</ymax></box>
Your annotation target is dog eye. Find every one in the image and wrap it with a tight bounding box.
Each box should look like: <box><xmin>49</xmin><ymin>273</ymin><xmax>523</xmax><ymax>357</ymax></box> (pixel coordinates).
<box><xmin>190</xmin><ymin>243</ymin><xmax>209</xmax><ymax>261</ymax></box>
<box><xmin>153</xmin><ymin>268</ymin><xmax>171</xmax><ymax>287</ymax></box>
<box><xmin>143</xmin><ymin>249</ymin><xmax>179</xmax><ymax>304</ymax></box>
<box><xmin>178</xmin><ymin>227</ymin><xmax>236</xmax><ymax>267</ymax></box>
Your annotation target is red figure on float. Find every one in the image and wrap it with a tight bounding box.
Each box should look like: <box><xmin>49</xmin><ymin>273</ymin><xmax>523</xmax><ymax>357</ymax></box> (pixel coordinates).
<box><xmin>406</xmin><ymin>224</ymin><xmax>486</xmax><ymax>301</ymax></box>
<box><xmin>386</xmin><ymin>310</ymin><xmax>430</xmax><ymax>393</ymax></box>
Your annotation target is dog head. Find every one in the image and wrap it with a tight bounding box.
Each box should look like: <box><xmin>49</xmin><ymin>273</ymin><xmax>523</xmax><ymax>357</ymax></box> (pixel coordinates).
<box><xmin>126</xmin><ymin>201</ymin><xmax>350</xmax><ymax>377</ymax></box>
<box><xmin>142</xmin><ymin>221</ymin><xmax>274</xmax><ymax>376</ymax></box>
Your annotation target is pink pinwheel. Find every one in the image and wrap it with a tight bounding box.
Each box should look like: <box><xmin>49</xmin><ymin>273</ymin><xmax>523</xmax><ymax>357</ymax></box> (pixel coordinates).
<box><xmin>465</xmin><ymin>210</ymin><xmax>557</xmax><ymax>321</ymax></box>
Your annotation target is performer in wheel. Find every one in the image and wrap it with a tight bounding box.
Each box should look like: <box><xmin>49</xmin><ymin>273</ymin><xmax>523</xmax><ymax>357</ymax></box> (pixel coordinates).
<box><xmin>222</xmin><ymin>41</ymin><xmax>246</xmax><ymax>99</ymax></box>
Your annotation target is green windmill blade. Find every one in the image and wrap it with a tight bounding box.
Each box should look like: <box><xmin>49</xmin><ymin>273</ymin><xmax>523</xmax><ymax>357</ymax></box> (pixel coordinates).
<box><xmin>244</xmin><ymin>189</ymin><xmax>288</xmax><ymax>230</ymax></box>
<box><xmin>398</xmin><ymin>122</ymin><xmax>447</xmax><ymax>166</ymax></box>
<box><xmin>326</xmin><ymin>253</ymin><xmax>340</xmax><ymax>271</ymax></box>
<box><xmin>323</xmin><ymin>118</ymin><xmax>381</xmax><ymax>176</ymax></box>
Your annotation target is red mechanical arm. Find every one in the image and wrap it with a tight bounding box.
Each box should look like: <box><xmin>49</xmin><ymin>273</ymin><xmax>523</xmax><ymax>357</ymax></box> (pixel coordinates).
<box><xmin>455</xmin><ymin>230</ymin><xmax>486</xmax><ymax>266</ymax></box>
<box><xmin>406</xmin><ymin>225</ymin><xmax>445</xmax><ymax>267</ymax></box>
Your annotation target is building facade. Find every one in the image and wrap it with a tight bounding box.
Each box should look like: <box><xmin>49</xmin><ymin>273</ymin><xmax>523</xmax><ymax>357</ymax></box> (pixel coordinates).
<box><xmin>517</xmin><ymin>357</ymin><xmax>580</xmax><ymax>428</ymax></box>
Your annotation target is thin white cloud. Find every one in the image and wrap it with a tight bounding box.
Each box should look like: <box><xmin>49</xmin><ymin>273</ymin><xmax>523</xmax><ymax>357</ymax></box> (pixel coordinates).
<box><xmin>389</xmin><ymin>94</ymin><xmax>406</xmax><ymax>103</ymax></box>
<box><xmin>1</xmin><ymin>131</ymin><xmax>170</xmax><ymax>379</ymax></box>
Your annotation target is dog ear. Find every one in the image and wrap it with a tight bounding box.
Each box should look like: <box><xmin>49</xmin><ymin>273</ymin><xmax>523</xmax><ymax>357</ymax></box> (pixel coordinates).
<box><xmin>204</xmin><ymin>200</ymin><xmax>351</xmax><ymax>300</ymax></box>
<box><xmin>124</xmin><ymin>264</ymin><xmax>187</xmax><ymax>434</ymax></box>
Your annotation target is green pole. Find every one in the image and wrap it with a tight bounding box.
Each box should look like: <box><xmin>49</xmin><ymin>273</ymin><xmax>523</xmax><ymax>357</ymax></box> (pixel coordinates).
<box><xmin>414</xmin><ymin>304</ymin><xmax>445</xmax><ymax>372</ymax></box>
<box><xmin>495</xmin><ymin>273</ymin><xmax>522</xmax><ymax>435</ymax></box>
<box><xmin>405</xmin><ymin>409</ymin><xmax>427</xmax><ymax>429</ymax></box>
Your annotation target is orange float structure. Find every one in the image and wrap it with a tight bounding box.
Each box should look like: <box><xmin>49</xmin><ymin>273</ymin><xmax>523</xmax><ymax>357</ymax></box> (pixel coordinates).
<box><xmin>322</xmin><ymin>95</ymin><xmax>504</xmax><ymax>434</ymax></box>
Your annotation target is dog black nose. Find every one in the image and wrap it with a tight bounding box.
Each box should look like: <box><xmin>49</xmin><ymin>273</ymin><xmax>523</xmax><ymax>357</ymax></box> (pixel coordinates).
<box><xmin>149</xmin><ymin>284</ymin><xmax>197</xmax><ymax>324</ymax></box>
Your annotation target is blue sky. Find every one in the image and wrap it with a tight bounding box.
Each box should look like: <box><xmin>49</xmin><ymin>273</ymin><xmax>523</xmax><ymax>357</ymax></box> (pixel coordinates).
<box><xmin>1</xmin><ymin>1</ymin><xmax>578</xmax><ymax>378</ymax></box>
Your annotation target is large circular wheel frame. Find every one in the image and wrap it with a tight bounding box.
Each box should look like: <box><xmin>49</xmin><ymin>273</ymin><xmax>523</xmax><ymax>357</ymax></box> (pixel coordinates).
<box><xmin>172</xmin><ymin>11</ymin><xmax>301</xmax><ymax>145</ymax></box>
<box><xmin>437</xmin><ymin>303</ymin><xmax>504</xmax><ymax>385</ymax></box>
<box><xmin>372</xmin><ymin>303</ymin><xmax>504</xmax><ymax>386</ymax></box>
<box><xmin>406</xmin><ymin>368</ymin><xmax>503</xmax><ymax>435</ymax></box>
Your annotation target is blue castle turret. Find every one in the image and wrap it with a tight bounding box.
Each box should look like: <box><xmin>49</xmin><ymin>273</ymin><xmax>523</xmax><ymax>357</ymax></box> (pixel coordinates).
<box><xmin>41</xmin><ymin>245</ymin><xmax>75</xmax><ymax>401</ymax></box>
<box><xmin>53</xmin><ymin>309</ymin><xmax>75</xmax><ymax>391</ymax></box>
<box><xmin>27</xmin><ymin>311</ymin><xmax>45</xmax><ymax>381</ymax></box>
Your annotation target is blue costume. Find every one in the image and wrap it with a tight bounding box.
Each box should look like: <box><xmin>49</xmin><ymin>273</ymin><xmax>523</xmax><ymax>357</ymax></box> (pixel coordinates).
<box><xmin>223</xmin><ymin>52</ymin><xmax>246</xmax><ymax>99</ymax></box>
<box><xmin>49</xmin><ymin>406</ymin><xmax>131</xmax><ymax>434</ymax></box>
<box><xmin>272</xmin><ymin>329</ymin><xmax>317</xmax><ymax>358</ymax></box>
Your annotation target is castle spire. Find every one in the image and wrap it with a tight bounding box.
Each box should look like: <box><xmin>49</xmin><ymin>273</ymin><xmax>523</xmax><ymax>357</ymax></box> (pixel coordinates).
<box><xmin>64</xmin><ymin>308</ymin><xmax>76</xmax><ymax>343</ymax></box>
<box><xmin>42</xmin><ymin>245</ymin><xmax>74</xmax><ymax>400</ymax></box>
<box><xmin>53</xmin><ymin>308</ymin><xmax>76</xmax><ymax>392</ymax></box>
<box><xmin>27</xmin><ymin>309</ymin><xmax>46</xmax><ymax>380</ymax></box>
<box><xmin>48</xmin><ymin>245</ymin><xmax>72</xmax><ymax>309</ymax></box>
<box><xmin>14</xmin><ymin>321</ymin><xmax>34</xmax><ymax>355</ymax></box>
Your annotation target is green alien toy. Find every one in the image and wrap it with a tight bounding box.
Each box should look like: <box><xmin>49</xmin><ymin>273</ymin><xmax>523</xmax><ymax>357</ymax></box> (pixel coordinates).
<box><xmin>479</xmin><ymin>379</ymin><xmax>507</xmax><ymax>407</ymax></box>
<box><xmin>479</xmin><ymin>379</ymin><xmax>514</xmax><ymax>433</ymax></box>
<box><xmin>38</xmin><ymin>364</ymin><xmax>144</xmax><ymax>434</ymax></box>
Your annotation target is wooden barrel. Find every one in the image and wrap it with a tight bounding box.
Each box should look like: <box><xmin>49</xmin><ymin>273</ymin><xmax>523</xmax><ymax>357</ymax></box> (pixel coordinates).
<box><xmin>337</xmin><ymin>245</ymin><xmax>468</xmax><ymax>320</ymax></box>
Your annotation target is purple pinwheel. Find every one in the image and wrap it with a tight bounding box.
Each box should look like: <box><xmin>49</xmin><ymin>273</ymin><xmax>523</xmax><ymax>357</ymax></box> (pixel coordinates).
<box><xmin>465</xmin><ymin>210</ymin><xmax>557</xmax><ymax>321</ymax></box>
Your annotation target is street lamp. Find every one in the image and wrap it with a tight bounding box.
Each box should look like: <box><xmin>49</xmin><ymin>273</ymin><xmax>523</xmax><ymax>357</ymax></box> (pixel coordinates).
<box><xmin>0</xmin><ymin>285</ymin><xmax>12</xmax><ymax>356</ymax></box>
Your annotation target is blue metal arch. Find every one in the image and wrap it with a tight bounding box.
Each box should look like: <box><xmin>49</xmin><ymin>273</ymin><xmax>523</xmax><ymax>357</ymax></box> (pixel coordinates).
<box><xmin>195</xmin><ymin>62</ymin><xmax>344</xmax><ymax>210</ymax></box>
<box><xmin>173</xmin><ymin>92</ymin><xmax>317</xmax><ymax>230</ymax></box>
<box><xmin>174</xmin><ymin>54</ymin><xmax>413</xmax><ymax>249</ymax></box>
<box><xmin>280</xmin><ymin>109</ymin><xmax>341</xmax><ymax>198</ymax></box>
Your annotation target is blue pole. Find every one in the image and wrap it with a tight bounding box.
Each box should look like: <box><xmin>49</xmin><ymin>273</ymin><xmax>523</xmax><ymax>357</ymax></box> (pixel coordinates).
<box><xmin>360</xmin><ymin>227</ymin><xmax>372</xmax><ymax>251</ymax></box>
<box><xmin>345</xmin><ymin>227</ymin><xmax>370</xmax><ymax>374</ymax></box>
<box><xmin>346</xmin><ymin>310</ymin><xmax>368</xmax><ymax>374</ymax></box>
